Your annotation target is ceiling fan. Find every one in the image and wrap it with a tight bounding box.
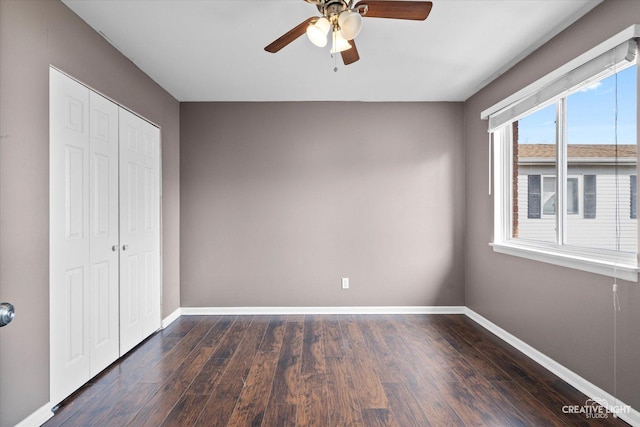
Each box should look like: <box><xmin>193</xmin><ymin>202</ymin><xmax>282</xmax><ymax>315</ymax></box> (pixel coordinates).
<box><xmin>264</xmin><ymin>0</ymin><xmax>433</xmax><ymax>66</ymax></box>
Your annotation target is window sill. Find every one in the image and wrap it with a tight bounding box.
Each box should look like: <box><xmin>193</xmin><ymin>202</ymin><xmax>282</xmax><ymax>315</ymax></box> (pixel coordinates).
<box><xmin>490</xmin><ymin>242</ymin><xmax>639</xmax><ymax>282</ymax></box>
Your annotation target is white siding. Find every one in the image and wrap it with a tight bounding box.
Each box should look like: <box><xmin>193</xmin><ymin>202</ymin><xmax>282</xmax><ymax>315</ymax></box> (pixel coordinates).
<box><xmin>516</xmin><ymin>171</ymin><xmax>637</xmax><ymax>253</ymax></box>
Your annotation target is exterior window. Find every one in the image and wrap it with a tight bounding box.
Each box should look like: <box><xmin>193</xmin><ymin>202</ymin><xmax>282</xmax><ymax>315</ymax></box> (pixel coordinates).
<box><xmin>528</xmin><ymin>175</ymin><xmax>590</xmax><ymax>218</ymax></box>
<box><xmin>542</xmin><ymin>176</ymin><xmax>557</xmax><ymax>216</ymax></box>
<box><xmin>566</xmin><ymin>177</ymin><xmax>579</xmax><ymax>215</ymax></box>
<box><xmin>539</xmin><ymin>176</ymin><xmax>579</xmax><ymax>216</ymax></box>
<box><xmin>488</xmin><ymin>35</ymin><xmax>637</xmax><ymax>280</ymax></box>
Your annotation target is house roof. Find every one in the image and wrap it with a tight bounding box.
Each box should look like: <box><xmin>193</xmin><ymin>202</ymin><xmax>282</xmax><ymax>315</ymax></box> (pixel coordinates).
<box><xmin>518</xmin><ymin>144</ymin><xmax>637</xmax><ymax>159</ymax></box>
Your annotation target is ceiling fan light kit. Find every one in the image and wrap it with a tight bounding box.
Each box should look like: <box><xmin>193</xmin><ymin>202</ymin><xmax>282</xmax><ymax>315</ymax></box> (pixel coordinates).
<box><xmin>338</xmin><ymin>10</ymin><xmax>363</xmax><ymax>40</ymax></box>
<box><xmin>307</xmin><ymin>16</ymin><xmax>331</xmax><ymax>47</ymax></box>
<box><xmin>330</xmin><ymin>31</ymin><xmax>353</xmax><ymax>53</ymax></box>
<box><xmin>265</xmin><ymin>0</ymin><xmax>433</xmax><ymax>66</ymax></box>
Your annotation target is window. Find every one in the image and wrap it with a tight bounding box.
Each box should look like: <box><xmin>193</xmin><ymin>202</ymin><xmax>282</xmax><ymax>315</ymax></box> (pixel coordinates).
<box><xmin>542</xmin><ymin>176</ymin><xmax>556</xmax><ymax>216</ymax></box>
<box><xmin>539</xmin><ymin>176</ymin><xmax>579</xmax><ymax>216</ymax></box>
<box><xmin>527</xmin><ymin>175</ymin><xmax>585</xmax><ymax>217</ymax></box>
<box><xmin>485</xmin><ymin>30</ymin><xmax>638</xmax><ymax>281</ymax></box>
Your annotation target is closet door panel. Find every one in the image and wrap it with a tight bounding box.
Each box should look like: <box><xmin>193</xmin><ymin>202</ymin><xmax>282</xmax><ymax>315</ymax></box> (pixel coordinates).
<box><xmin>50</xmin><ymin>68</ymin><xmax>91</xmax><ymax>405</ymax></box>
<box><xmin>140</xmin><ymin>121</ymin><xmax>160</xmax><ymax>339</ymax></box>
<box><xmin>119</xmin><ymin>109</ymin><xmax>160</xmax><ymax>355</ymax></box>
<box><xmin>89</xmin><ymin>91</ymin><xmax>120</xmax><ymax>376</ymax></box>
<box><xmin>119</xmin><ymin>109</ymin><xmax>143</xmax><ymax>355</ymax></box>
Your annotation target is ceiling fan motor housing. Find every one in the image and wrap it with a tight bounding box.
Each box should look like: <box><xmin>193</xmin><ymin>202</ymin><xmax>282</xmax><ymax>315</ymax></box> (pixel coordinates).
<box><xmin>318</xmin><ymin>0</ymin><xmax>350</xmax><ymax>24</ymax></box>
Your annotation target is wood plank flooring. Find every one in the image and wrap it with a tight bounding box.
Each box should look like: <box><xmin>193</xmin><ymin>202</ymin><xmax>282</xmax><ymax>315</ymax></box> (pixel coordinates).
<box><xmin>43</xmin><ymin>315</ymin><xmax>629</xmax><ymax>426</ymax></box>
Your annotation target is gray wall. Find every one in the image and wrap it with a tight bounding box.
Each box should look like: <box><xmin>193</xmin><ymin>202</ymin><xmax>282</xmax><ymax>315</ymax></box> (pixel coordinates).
<box><xmin>180</xmin><ymin>102</ymin><xmax>465</xmax><ymax>307</ymax></box>
<box><xmin>3</xmin><ymin>0</ymin><xmax>639</xmax><ymax>425</ymax></box>
<box><xmin>464</xmin><ymin>0</ymin><xmax>640</xmax><ymax>410</ymax></box>
<box><xmin>0</xmin><ymin>1</ymin><xmax>180</xmax><ymax>426</ymax></box>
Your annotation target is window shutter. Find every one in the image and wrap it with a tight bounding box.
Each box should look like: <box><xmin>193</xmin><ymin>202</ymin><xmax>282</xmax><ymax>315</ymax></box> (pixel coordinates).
<box><xmin>528</xmin><ymin>175</ymin><xmax>541</xmax><ymax>219</ymax></box>
<box><xmin>583</xmin><ymin>175</ymin><xmax>596</xmax><ymax>219</ymax></box>
<box><xmin>631</xmin><ymin>175</ymin><xmax>637</xmax><ymax>219</ymax></box>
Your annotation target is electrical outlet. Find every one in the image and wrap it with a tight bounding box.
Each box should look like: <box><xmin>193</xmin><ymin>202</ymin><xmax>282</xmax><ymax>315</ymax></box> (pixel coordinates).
<box><xmin>341</xmin><ymin>278</ymin><xmax>349</xmax><ymax>290</ymax></box>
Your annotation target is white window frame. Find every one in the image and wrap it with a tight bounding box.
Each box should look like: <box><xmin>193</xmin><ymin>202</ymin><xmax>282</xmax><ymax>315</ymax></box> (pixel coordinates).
<box><xmin>494</xmin><ymin>125</ymin><xmax>638</xmax><ymax>281</ymax></box>
<box><xmin>486</xmin><ymin>26</ymin><xmax>640</xmax><ymax>282</ymax></box>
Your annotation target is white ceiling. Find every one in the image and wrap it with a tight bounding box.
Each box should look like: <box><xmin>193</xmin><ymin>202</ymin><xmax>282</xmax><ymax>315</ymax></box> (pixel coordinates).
<box><xmin>62</xmin><ymin>0</ymin><xmax>601</xmax><ymax>102</ymax></box>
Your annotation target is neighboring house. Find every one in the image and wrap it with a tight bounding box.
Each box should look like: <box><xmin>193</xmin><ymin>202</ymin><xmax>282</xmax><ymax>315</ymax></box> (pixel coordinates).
<box><xmin>515</xmin><ymin>144</ymin><xmax>637</xmax><ymax>253</ymax></box>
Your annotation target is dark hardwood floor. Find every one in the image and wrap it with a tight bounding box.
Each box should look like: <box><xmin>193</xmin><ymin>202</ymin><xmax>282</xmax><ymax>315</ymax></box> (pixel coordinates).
<box><xmin>43</xmin><ymin>314</ymin><xmax>628</xmax><ymax>426</ymax></box>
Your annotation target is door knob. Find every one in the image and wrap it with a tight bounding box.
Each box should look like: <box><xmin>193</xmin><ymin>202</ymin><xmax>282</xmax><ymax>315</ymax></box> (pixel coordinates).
<box><xmin>0</xmin><ymin>302</ymin><xmax>15</xmax><ymax>327</ymax></box>
<box><xmin>122</xmin><ymin>245</ymin><xmax>129</xmax><ymax>251</ymax></box>
<box><xmin>112</xmin><ymin>245</ymin><xmax>119</xmax><ymax>251</ymax></box>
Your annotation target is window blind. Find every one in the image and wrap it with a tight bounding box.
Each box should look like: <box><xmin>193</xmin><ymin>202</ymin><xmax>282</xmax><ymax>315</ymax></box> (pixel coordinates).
<box><xmin>487</xmin><ymin>39</ymin><xmax>637</xmax><ymax>133</ymax></box>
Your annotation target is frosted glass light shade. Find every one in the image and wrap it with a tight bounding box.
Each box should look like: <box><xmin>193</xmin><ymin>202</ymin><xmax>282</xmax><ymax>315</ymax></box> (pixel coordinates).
<box><xmin>338</xmin><ymin>10</ymin><xmax>362</xmax><ymax>40</ymax></box>
<box><xmin>330</xmin><ymin>31</ymin><xmax>352</xmax><ymax>53</ymax></box>
<box><xmin>306</xmin><ymin>17</ymin><xmax>330</xmax><ymax>47</ymax></box>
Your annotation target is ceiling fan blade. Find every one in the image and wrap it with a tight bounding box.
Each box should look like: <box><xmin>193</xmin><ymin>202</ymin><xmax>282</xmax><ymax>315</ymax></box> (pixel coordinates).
<box><xmin>265</xmin><ymin>17</ymin><xmax>316</xmax><ymax>53</ymax></box>
<box><xmin>341</xmin><ymin>40</ymin><xmax>360</xmax><ymax>65</ymax></box>
<box><xmin>355</xmin><ymin>1</ymin><xmax>433</xmax><ymax>20</ymax></box>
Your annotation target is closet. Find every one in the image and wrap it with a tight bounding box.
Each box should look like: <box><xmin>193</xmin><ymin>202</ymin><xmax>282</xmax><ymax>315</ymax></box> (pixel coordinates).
<box><xmin>49</xmin><ymin>68</ymin><xmax>161</xmax><ymax>406</ymax></box>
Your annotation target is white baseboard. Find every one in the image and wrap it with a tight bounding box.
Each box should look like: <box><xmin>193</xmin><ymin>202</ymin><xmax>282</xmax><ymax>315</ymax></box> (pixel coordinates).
<box><xmin>180</xmin><ymin>306</ymin><xmax>466</xmax><ymax>315</ymax></box>
<box><xmin>14</xmin><ymin>402</ymin><xmax>52</xmax><ymax>427</ymax></box>
<box><xmin>161</xmin><ymin>307</ymin><xmax>182</xmax><ymax>328</ymax></box>
<box><xmin>465</xmin><ymin>307</ymin><xmax>639</xmax><ymax>427</ymax></box>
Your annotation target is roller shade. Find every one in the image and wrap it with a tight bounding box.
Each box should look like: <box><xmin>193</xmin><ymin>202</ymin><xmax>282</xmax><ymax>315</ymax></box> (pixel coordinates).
<box><xmin>488</xmin><ymin>39</ymin><xmax>637</xmax><ymax>133</ymax></box>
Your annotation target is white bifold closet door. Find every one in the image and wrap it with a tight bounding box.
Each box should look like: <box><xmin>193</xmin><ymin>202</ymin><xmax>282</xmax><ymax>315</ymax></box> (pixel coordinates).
<box><xmin>49</xmin><ymin>68</ymin><xmax>160</xmax><ymax>406</ymax></box>
<box><xmin>50</xmin><ymin>68</ymin><xmax>95</xmax><ymax>405</ymax></box>
<box><xmin>88</xmin><ymin>91</ymin><xmax>120</xmax><ymax>374</ymax></box>
<box><xmin>118</xmin><ymin>108</ymin><xmax>161</xmax><ymax>356</ymax></box>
